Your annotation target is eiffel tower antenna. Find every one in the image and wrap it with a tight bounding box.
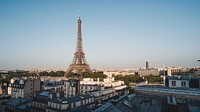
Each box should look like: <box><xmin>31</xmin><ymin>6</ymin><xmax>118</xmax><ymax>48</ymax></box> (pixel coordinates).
<box><xmin>66</xmin><ymin>17</ymin><xmax>92</xmax><ymax>77</ymax></box>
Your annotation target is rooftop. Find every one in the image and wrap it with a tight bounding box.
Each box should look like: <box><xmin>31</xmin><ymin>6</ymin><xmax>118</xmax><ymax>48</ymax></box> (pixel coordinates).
<box><xmin>70</xmin><ymin>106</ymin><xmax>91</xmax><ymax>112</ymax></box>
<box><xmin>50</xmin><ymin>93</ymin><xmax>93</xmax><ymax>104</ymax></box>
<box><xmin>39</xmin><ymin>91</ymin><xmax>50</xmax><ymax>97</ymax></box>
<box><xmin>16</xmin><ymin>102</ymin><xmax>31</xmax><ymax>110</ymax></box>
<box><xmin>135</xmin><ymin>86</ymin><xmax>200</xmax><ymax>96</ymax></box>
<box><xmin>6</xmin><ymin>98</ymin><xmax>31</xmax><ymax>110</ymax></box>
<box><xmin>166</xmin><ymin>76</ymin><xmax>200</xmax><ymax>80</ymax></box>
<box><xmin>7</xmin><ymin>98</ymin><xmax>30</xmax><ymax>106</ymax></box>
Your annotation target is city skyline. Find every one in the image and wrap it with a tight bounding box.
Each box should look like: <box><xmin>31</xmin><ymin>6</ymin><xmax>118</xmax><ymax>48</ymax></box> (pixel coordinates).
<box><xmin>0</xmin><ymin>0</ymin><xmax>200</xmax><ymax>70</ymax></box>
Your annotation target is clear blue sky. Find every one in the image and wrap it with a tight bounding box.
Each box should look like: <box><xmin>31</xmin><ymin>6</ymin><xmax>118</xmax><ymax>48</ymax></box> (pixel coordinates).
<box><xmin>0</xmin><ymin>0</ymin><xmax>200</xmax><ymax>70</ymax></box>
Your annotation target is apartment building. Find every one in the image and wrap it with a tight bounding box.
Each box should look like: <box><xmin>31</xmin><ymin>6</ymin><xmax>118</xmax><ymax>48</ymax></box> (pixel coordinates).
<box><xmin>9</xmin><ymin>77</ymin><xmax>40</xmax><ymax>98</ymax></box>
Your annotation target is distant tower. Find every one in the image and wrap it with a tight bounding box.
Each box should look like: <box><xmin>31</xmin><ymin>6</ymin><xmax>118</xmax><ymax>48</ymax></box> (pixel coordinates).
<box><xmin>66</xmin><ymin>17</ymin><xmax>92</xmax><ymax>76</ymax></box>
<box><xmin>146</xmin><ymin>61</ymin><xmax>149</xmax><ymax>69</ymax></box>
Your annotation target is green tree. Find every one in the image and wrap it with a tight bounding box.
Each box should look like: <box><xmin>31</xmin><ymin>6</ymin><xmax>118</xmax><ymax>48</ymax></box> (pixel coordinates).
<box><xmin>68</xmin><ymin>73</ymin><xmax>80</xmax><ymax>78</ymax></box>
<box><xmin>82</xmin><ymin>71</ymin><xmax>107</xmax><ymax>81</ymax></box>
<box><xmin>144</xmin><ymin>75</ymin><xmax>162</xmax><ymax>83</ymax></box>
<box><xmin>114</xmin><ymin>75</ymin><xmax>145</xmax><ymax>86</ymax></box>
<box><xmin>55</xmin><ymin>71</ymin><xmax>65</xmax><ymax>77</ymax></box>
<box><xmin>39</xmin><ymin>71</ymin><xmax>49</xmax><ymax>76</ymax></box>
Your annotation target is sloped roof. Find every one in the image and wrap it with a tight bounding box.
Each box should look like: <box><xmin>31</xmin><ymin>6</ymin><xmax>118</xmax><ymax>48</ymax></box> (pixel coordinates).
<box><xmin>50</xmin><ymin>93</ymin><xmax>93</xmax><ymax>104</ymax></box>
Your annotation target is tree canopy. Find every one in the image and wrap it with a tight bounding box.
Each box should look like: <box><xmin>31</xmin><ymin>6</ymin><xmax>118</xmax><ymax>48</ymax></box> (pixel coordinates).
<box><xmin>39</xmin><ymin>71</ymin><xmax>65</xmax><ymax>77</ymax></box>
<box><xmin>114</xmin><ymin>75</ymin><xmax>144</xmax><ymax>86</ymax></box>
<box><xmin>144</xmin><ymin>75</ymin><xmax>163</xmax><ymax>83</ymax></box>
<box><xmin>0</xmin><ymin>70</ymin><xmax>65</xmax><ymax>83</ymax></box>
<box><xmin>114</xmin><ymin>74</ymin><xmax>163</xmax><ymax>86</ymax></box>
<box><xmin>82</xmin><ymin>71</ymin><xmax>107</xmax><ymax>81</ymax></box>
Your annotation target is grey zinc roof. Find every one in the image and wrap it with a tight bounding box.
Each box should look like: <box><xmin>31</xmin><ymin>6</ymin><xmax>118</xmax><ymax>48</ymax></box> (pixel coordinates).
<box><xmin>33</xmin><ymin>91</ymin><xmax>51</xmax><ymax>104</ymax></box>
<box><xmin>167</xmin><ymin>76</ymin><xmax>200</xmax><ymax>80</ymax></box>
<box><xmin>50</xmin><ymin>94</ymin><xmax>93</xmax><ymax>104</ymax></box>
<box><xmin>7</xmin><ymin>98</ymin><xmax>28</xmax><ymax>106</ymax></box>
<box><xmin>14</xmin><ymin>80</ymin><xmax>20</xmax><ymax>84</ymax></box>
<box><xmin>6</xmin><ymin>98</ymin><xmax>31</xmax><ymax>111</ymax></box>
<box><xmin>16</xmin><ymin>102</ymin><xmax>32</xmax><ymax>110</ymax></box>
<box><xmin>66</xmin><ymin>96</ymin><xmax>82</xmax><ymax>103</ymax></box>
<box><xmin>70</xmin><ymin>106</ymin><xmax>91</xmax><ymax>112</ymax></box>
<box><xmin>39</xmin><ymin>91</ymin><xmax>50</xmax><ymax>97</ymax></box>
<box><xmin>82</xmin><ymin>93</ymin><xmax>93</xmax><ymax>99</ymax></box>
<box><xmin>47</xmin><ymin>82</ymin><xmax>54</xmax><ymax>86</ymax></box>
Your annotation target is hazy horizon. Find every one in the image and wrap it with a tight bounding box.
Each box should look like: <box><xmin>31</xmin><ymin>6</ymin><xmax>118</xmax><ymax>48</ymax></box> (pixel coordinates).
<box><xmin>0</xmin><ymin>0</ymin><xmax>200</xmax><ymax>70</ymax></box>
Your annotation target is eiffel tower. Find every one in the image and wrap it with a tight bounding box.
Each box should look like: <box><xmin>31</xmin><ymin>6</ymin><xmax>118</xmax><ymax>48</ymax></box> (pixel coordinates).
<box><xmin>66</xmin><ymin>17</ymin><xmax>92</xmax><ymax>76</ymax></box>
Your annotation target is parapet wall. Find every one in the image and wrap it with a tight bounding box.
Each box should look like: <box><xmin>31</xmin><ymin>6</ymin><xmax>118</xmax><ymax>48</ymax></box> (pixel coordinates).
<box><xmin>135</xmin><ymin>87</ymin><xmax>200</xmax><ymax>101</ymax></box>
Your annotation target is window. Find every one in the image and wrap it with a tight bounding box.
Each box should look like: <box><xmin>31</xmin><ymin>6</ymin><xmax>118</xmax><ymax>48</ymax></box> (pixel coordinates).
<box><xmin>172</xmin><ymin>81</ymin><xmax>176</xmax><ymax>86</ymax></box>
<box><xmin>57</xmin><ymin>104</ymin><xmax>59</xmax><ymax>109</ymax></box>
<box><xmin>181</xmin><ymin>81</ymin><xmax>186</xmax><ymax>87</ymax></box>
<box><xmin>51</xmin><ymin>102</ymin><xmax>53</xmax><ymax>107</ymax></box>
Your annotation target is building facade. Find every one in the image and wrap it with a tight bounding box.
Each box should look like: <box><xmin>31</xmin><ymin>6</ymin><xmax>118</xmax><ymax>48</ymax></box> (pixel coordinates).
<box><xmin>80</xmin><ymin>77</ymin><xmax>125</xmax><ymax>87</ymax></box>
<box><xmin>9</xmin><ymin>77</ymin><xmax>41</xmax><ymax>98</ymax></box>
<box><xmin>46</xmin><ymin>93</ymin><xmax>94</xmax><ymax>112</ymax></box>
<box><xmin>165</xmin><ymin>76</ymin><xmax>200</xmax><ymax>88</ymax></box>
<box><xmin>63</xmin><ymin>79</ymin><xmax>80</xmax><ymax>98</ymax></box>
<box><xmin>5</xmin><ymin>98</ymin><xmax>31</xmax><ymax>112</ymax></box>
<box><xmin>31</xmin><ymin>90</ymin><xmax>64</xmax><ymax>112</ymax></box>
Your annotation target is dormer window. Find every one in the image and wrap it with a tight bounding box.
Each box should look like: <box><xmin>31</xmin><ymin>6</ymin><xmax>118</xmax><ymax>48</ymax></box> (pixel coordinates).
<box><xmin>172</xmin><ymin>81</ymin><xmax>176</xmax><ymax>86</ymax></box>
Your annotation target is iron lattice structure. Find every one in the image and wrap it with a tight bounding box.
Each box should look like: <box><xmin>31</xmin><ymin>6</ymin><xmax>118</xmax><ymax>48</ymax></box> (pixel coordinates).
<box><xmin>66</xmin><ymin>17</ymin><xmax>92</xmax><ymax>76</ymax></box>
